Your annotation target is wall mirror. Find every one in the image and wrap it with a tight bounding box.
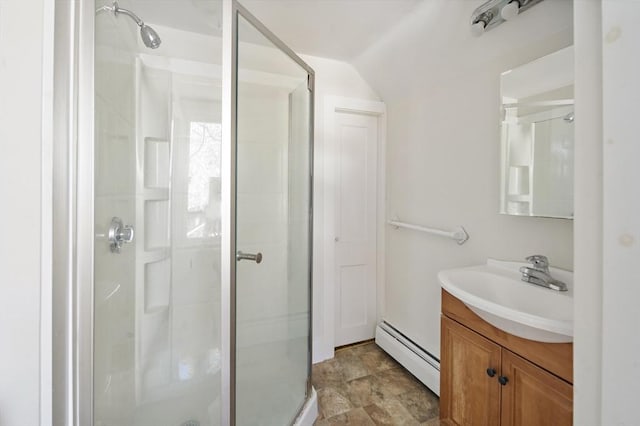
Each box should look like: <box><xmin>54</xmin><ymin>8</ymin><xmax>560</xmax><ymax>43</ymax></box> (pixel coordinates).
<box><xmin>499</xmin><ymin>45</ymin><xmax>574</xmax><ymax>219</ymax></box>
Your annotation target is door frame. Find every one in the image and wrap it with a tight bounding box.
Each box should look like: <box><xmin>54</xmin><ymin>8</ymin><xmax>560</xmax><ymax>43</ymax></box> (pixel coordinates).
<box><xmin>320</xmin><ymin>96</ymin><xmax>386</xmax><ymax>362</ymax></box>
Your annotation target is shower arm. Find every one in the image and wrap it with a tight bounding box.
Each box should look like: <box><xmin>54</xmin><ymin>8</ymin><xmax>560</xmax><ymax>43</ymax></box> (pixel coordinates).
<box><xmin>98</xmin><ymin>1</ymin><xmax>145</xmax><ymax>27</ymax></box>
<box><xmin>114</xmin><ymin>5</ymin><xmax>145</xmax><ymax>27</ymax></box>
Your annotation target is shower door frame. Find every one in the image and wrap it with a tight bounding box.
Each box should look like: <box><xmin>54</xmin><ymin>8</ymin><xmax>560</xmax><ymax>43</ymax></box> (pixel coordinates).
<box><xmin>53</xmin><ymin>1</ymin><xmax>315</xmax><ymax>425</ymax></box>
<box><xmin>222</xmin><ymin>1</ymin><xmax>315</xmax><ymax>424</ymax></box>
<box><xmin>52</xmin><ymin>1</ymin><xmax>96</xmax><ymax>425</ymax></box>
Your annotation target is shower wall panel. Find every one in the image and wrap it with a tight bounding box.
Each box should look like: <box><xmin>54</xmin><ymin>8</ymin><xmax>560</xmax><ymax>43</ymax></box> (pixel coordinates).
<box><xmin>236</xmin><ymin>86</ymin><xmax>291</xmax><ymax>343</ymax></box>
<box><xmin>94</xmin><ymin>15</ymin><xmax>138</xmax><ymax>426</ymax></box>
<box><xmin>135</xmin><ymin>63</ymin><xmax>172</xmax><ymax>406</ymax></box>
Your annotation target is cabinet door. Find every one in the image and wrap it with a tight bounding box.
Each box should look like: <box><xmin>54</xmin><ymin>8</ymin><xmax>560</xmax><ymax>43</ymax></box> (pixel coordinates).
<box><xmin>501</xmin><ymin>350</ymin><xmax>573</xmax><ymax>426</ymax></box>
<box><xmin>441</xmin><ymin>316</ymin><xmax>502</xmax><ymax>426</ymax></box>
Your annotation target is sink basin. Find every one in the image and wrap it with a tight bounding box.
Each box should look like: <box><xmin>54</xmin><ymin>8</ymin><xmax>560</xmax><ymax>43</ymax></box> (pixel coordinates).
<box><xmin>438</xmin><ymin>259</ymin><xmax>573</xmax><ymax>343</ymax></box>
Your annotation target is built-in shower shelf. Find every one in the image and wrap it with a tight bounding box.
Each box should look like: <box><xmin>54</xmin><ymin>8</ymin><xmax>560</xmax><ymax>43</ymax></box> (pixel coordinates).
<box><xmin>144</xmin><ymin>305</ymin><xmax>169</xmax><ymax>315</ymax></box>
<box><xmin>143</xmin><ymin>187</ymin><xmax>170</xmax><ymax>200</ymax></box>
<box><xmin>507</xmin><ymin>194</ymin><xmax>531</xmax><ymax>202</ymax></box>
<box><xmin>144</xmin><ymin>137</ymin><xmax>170</xmax><ymax>189</ymax></box>
<box><xmin>145</xmin><ymin>136</ymin><xmax>168</xmax><ymax>142</ymax></box>
<box><xmin>141</xmin><ymin>248</ymin><xmax>170</xmax><ymax>263</ymax></box>
<box><xmin>144</xmin><ymin>256</ymin><xmax>170</xmax><ymax>313</ymax></box>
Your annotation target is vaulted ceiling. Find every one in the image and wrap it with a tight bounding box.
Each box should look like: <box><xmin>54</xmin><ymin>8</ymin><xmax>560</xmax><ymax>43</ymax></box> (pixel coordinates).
<box><xmin>129</xmin><ymin>0</ymin><xmax>422</xmax><ymax>61</ymax></box>
<box><xmin>239</xmin><ymin>0</ymin><xmax>422</xmax><ymax>61</ymax></box>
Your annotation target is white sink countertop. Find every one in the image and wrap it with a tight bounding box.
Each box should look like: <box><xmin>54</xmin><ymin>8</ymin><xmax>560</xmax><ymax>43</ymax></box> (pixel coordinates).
<box><xmin>438</xmin><ymin>259</ymin><xmax>573</xmax><ymax>343</ymax></box>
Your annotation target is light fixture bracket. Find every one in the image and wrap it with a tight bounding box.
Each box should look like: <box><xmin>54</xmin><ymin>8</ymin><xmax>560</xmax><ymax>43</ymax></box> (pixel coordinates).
<box><xmin>470</xmin><ymin>0</ymin><xmax>544</xmax><ymax>35</ymax></box>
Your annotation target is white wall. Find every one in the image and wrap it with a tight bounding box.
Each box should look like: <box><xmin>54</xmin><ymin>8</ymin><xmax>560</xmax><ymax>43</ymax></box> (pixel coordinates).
<box><xmin>0</xmin><ymin>1</ymin><xmax>51</xmax><ymax>425</ymax></box>
<box><xmin>574</xmin><ymin>2</ymin><xmax>640</xmax><ymax>423</ymax></box>
<box><xmin>600</xmin><ymin>2</ymin><xmax>640</xmax><ymax>424</ymax></box>
<box><xmin>573</xmin><ymin>1</ymin><xmax>603</xmax><ymax>424</ymax></box>
<box><xmin>353</xmin><ymin>0</ymin><xmax>573</xmax><ymax>357</ymax></box>
<box><xmin>298</xmin><ymin>55</ymin><xmax>380</xmax><ymax>362</ymax></box>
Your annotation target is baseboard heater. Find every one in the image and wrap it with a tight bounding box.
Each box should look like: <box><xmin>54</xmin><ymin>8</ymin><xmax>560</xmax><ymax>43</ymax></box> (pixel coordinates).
<box><xmin>375</xmin><ymin>321</ymin><xmax>440</xmax><ymax>396</ymax></box>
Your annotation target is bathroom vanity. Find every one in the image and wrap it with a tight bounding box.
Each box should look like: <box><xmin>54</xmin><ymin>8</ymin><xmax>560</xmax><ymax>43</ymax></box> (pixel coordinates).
<box><xmin>439</xmin><ymin>290</ymin><xmax>573</xmax><ymax>425</ymax></box>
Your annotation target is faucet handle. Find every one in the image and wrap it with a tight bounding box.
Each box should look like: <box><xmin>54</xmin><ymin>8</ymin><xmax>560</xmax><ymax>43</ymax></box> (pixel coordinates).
<box><xmin>525</xmin><ymin>255</ymin><xmax>549</xmax><ymax>271</ymax></box>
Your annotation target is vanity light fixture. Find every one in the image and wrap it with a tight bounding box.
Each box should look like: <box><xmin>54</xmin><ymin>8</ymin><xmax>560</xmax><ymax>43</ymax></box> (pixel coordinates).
<box><xmin>471</xmin><ymin>0</ymin><xmax>545</xmax><ymax>37</ymax></box>
<box><xmin>501</xmin><ymin>1</ymin><xmax>521</xmax><ymax>20</ymax></box>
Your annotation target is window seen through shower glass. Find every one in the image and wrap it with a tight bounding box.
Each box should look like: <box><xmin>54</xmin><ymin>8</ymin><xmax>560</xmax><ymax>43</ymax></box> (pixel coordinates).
<box><xmin>187</xmin><ymin>121</ymin><xmax>222</xmax><ymax>239</ymax></box>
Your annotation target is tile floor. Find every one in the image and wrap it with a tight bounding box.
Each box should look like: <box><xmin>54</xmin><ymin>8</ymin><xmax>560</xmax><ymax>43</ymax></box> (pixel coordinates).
<box><xmin>312</xmin><ymin>341</ymin><xmax>440</xmax><ymax>425</ymax></box>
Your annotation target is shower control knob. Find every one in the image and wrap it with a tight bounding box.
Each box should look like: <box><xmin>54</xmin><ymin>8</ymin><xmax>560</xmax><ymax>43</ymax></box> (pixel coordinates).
<box><xmin>108</xmin><ymin>217</ymin><xmax>135</xmax><ymax>253</ymax></box>
<box><xmin>118</xmin><ymin>226</ymin><xmax>134</xmax><ymax>242</ymax></box>
<box><xmin>237</xmin><ymin>251</ymin><xmax>263</xmax><ymax>264</ymax></box>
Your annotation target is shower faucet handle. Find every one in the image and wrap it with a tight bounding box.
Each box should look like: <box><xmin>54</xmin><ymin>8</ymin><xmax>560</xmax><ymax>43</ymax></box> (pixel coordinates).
<box><xmin>237</xmin><ymin>251</ymin><xmax>263</xmax><ymax>264</ymax></box>
<box><xmin>108</xmin><ymin>217</ymin><xmax>135</xmax><ymax>253</ymax></box>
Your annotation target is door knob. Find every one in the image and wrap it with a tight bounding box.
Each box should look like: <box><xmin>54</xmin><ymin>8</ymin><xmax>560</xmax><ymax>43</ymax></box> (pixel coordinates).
<box><xmin>237</xmin><ymin>251</ymin><xmax>263</xmax><ymax>264</ymax></box>
<box><xmin>498</xmin><ymin>376</ymin><xmax>509</xmax><ymax>386</ymax></box>
<box><xmin>486</xmin><ymin>368</ymin><xmax>496</xmax><ymax>378</ymax></box>
<box><xmin>108</xmin><ymin>217</ymin><xmax>134</xmax><ymax>253</ymax></box>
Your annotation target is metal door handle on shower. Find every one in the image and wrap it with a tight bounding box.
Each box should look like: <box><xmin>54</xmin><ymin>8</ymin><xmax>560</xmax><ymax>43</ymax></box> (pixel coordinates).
<box><xmin>237</xmin><ymin>251</ymin><xmax>263</xmax><ymax>264</ymax></box>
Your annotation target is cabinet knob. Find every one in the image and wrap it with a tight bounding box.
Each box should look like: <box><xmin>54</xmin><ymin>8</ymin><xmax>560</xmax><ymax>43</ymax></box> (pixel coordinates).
<box><xmin>486</xmin><ymin>368</ymin><xmax>496</xmax><ymax>377</ymax></box>
<box><xmin>498</xmin><ymin>376</ymin><xmax>509</xmax><ymax>386</ymax></box>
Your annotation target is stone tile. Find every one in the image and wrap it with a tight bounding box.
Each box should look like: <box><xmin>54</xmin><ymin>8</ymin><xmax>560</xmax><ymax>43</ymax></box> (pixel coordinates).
<box><xmin>397</xmin><ymin>389</ymin><xmax>439</xmax><ymax>422</ymax></box>
<box><xmin>350</xmin><ymin>341</ymin><xmax>377</xmax><ymax>356</ymax></box>
<box><xmin>420</xmin><ymin>418</ymin><xmax>444</xmax><ymax>426</ymax></box>
<box><xmin>345</xmin><ymin>375</ymin><xmax>387</xmax><ymax>408</ymax></box>
<box><xmin>375</xmin><ymin>368</ymin><xmax>425</xmax><ymax>397</ymax></box>
<box><xmin>337</xmin><ymin>355</ymin><xmax>370</xmax><ymax>382</ymax></box>
<box><xmin>312</xmin><ymin>358</ymin><xmax>345</xmax><ymax>390</ymax></box>
<box><xmin>317</xmin><ymin>385</ymin><xmax>353</xmax><ymax>419</ymax></box>
<box><xmin>363</xmin><ymin>403</ymin><xmax>397</xmax><ymax>425</ymax></box>
<box><xmin>377</xmin><ymin>398</ymin><xmax>421</xmax><ymax>426</ymax></box>
<box><xmin>347</xmin><ymin>376</ymin><xmax>394</xmax><ymax>407</ymax></box>
<box><xmin>360</xmin><ymin>347</ymin><xmax>399</xmax><ymax>373</ymax></box>
<box><xmin>313</xmin><ymin>343</ymin><xmax>440</xmax><ymax>425</ymax></box>
<box><xmin>315</xmin><ymin>407</ymin><xmax>376</xmax><ymax>426</ymax></box>
<box><xmin>334</xmin><ymin>346</ymin><xmax>355</xmax><ymax>358</ymax></box>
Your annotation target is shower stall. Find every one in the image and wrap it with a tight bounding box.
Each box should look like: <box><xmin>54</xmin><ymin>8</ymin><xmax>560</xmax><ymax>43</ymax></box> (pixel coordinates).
<box><xmin>54</xmin><ymin>1</ymin><xmax>314</xmax><ymax>425</ymax></box>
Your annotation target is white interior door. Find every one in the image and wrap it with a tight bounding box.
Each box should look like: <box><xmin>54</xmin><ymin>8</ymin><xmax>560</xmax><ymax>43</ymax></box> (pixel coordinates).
<box><xmin>334</xmin><ymin>111</ymin><xmax>378</xmax><ymax>347</ymax></box>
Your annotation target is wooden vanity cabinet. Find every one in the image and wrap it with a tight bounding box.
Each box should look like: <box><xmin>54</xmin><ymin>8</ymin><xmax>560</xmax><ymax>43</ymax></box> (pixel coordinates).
<box><xmin>440</xmin><ymin>290</ymin><xmax>573</xmax><ymax>426</ymax></box>
<box><xmin>441</xmin><ymin>316</ymin><xmax>501</xmax><ymax>425</ymax></box>
<box><xmin>501</xmin><ymin>350</ymin><xmax>573</xmax><ymax>426</ymax></box>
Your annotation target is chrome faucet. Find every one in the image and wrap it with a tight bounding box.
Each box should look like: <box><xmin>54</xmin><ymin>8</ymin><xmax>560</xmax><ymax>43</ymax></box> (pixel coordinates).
<box><xmin>519</xmin><ymin>255</ymin><xmax>568</xmax><ymax>292</ymax></box>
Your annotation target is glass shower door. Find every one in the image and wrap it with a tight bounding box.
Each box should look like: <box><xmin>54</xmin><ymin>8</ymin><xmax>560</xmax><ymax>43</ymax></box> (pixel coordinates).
<box><xmin>93</xmin><ymin>2</ymin><xmax>223</xmax><ymax>425</ymax></box>
<box><xmin>234</xmin><ymin>9</ymin><xmax>313</xmax><ymax>425</ymax></box>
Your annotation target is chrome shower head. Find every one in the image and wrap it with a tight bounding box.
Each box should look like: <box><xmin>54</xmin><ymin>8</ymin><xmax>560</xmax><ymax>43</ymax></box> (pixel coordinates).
<box><xmin>140</xmin><ymin>24</ymin><xmax>161</xmax><ymax>49</ymax></box>
<box><xmin>105</xmin><ymin>1</ymin><xmax>162</xmax><ymax>49</ymax></box>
